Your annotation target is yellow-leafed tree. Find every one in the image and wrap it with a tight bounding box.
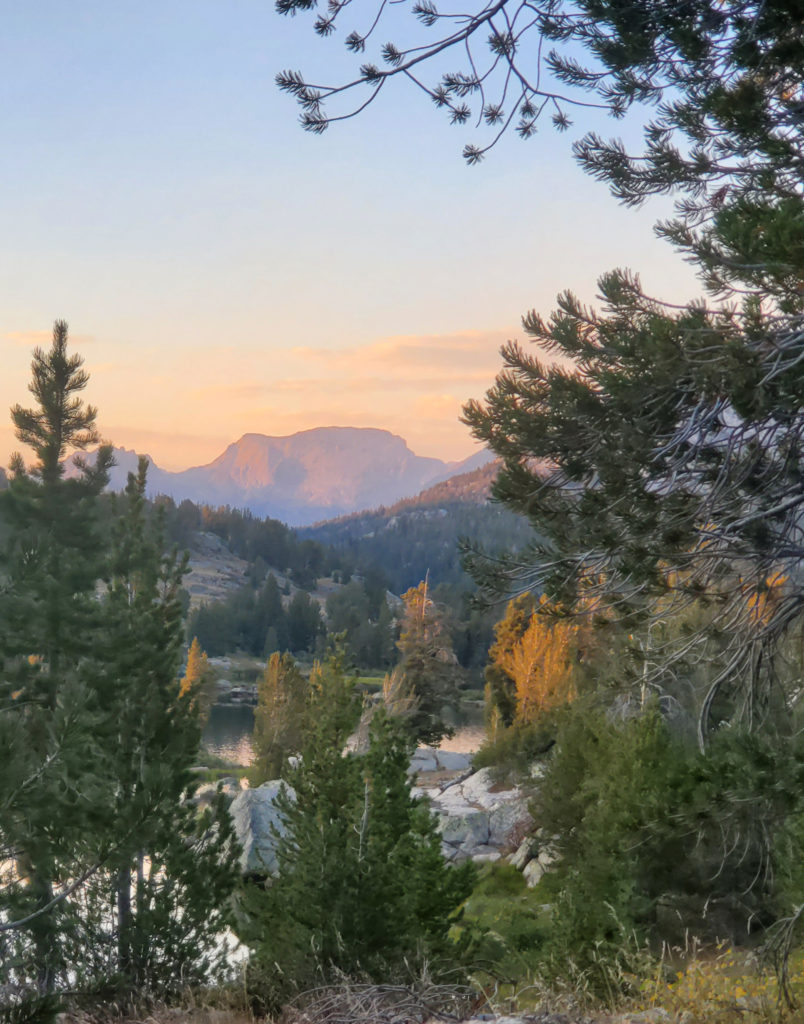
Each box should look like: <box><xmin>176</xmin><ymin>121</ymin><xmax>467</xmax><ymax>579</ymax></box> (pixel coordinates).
<box><xmin>180</xmin><ymin>636</ymin><xmax>215</xmax><ymax>721</ymax></box>
<box><xmin>486</xmin><ymin>594</ymin><xmax>590</xmax><ymax>726</ymax></box>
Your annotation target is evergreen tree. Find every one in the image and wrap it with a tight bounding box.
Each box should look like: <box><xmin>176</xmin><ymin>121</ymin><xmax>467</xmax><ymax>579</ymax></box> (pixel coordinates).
<box><xmin>272</xmin><ymin>0</ymin><xmax>804</xmax><ymax>742</ymax></box>
<box><xmin>0</xmin><ymin>322</ymin><xmax>114</xmax><ymax>1006</ymax></box>
<box><xmin>396</xmin><ymin>580</ymin><xmax>462</xmax><ymax>745</ymax></box>
<box><xmin>286</xmin><ymin>588</ymin><xmax>324</xmax><ymax>652</ymax></box>
<box><xmin>250</xmin><ymin>651</ymin><xmax>309</xmax><ymax>784</ymax></box>
<box><xmin>257</xmin><ymin>572</ymin><xmax>288</xmax><ymax>654</ymax></box>
<box><xmin>462</xmin><ymin>261</ymin><xmax>804</xmax><ymax>742</ymax></box>
<box><xmin>0</xmin><ymin>334</ymin><xmax>238</xmax><ymax>1016</ymax></box>
<box><xmin>82</xmin><ymin>459</ymin><xmax>238</xmax><ymax>995</ymax></box>
<box><xmin>326</xmin><ymin>579</ymin><xmax>396</xmax><ymax>668</ymax></box>
<box><xmin>241</xmin><ymin>649</ymin><xmax>473</xmax><ymax>1011</ymax></box>
<box><xmin>187</xmin><ymin>601</ymin><xmax>234</xmax><ymax>657</ymax></box>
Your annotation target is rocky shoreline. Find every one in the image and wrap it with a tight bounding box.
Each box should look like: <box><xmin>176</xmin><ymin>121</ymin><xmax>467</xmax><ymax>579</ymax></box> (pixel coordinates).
<box><xmin>226</xmin><ymin>746</ymin><xmax>545</xmax><ymax>878</ymax></box>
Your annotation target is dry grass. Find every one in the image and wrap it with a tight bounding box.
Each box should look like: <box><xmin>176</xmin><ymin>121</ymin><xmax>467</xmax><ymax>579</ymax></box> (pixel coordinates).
<box><xmin>60</xmin><ymin>1009</ymin><xmax>254</xmax><ymax>1024</ymax></box>
<box><xmin>279</xmin><ymin>979</ymin><xmax>476</xmax><ymax>1024</ymax></box>
<box><xmin>58</xmin><ymin>989</ymin><xmax>256</xmax><ymax>1024</ymax></box>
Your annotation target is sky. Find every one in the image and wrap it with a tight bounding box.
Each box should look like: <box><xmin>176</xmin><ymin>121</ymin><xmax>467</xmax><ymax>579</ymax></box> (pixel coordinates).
<box><xmin>0</xmin><ymin>2</ymin><xmax>701</xmax><ymax>471</ymax></box>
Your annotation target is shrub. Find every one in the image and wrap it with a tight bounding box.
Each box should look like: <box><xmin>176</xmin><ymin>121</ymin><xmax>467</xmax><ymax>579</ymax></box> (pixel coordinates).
<box><xmin>472</xmin><ymin>718</ymin><xmax>555</xmax><ymax>782</ymax></box>
<box><xmin>531</xmin><ymin>699</ymin><xmax>804</xmax><ymax>993</ymax></box>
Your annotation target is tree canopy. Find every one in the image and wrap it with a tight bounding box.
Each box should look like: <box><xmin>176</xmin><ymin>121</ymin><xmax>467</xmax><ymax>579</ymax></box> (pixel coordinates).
<box><xmin>274</xmin><ymin>0</ymin><xmax>803</xmax><ymax>181</ymax></box>
<box><xmin>0</xmin><ymin>327</ymin><xmax>237</xmax><ymax>1019</ymax></box>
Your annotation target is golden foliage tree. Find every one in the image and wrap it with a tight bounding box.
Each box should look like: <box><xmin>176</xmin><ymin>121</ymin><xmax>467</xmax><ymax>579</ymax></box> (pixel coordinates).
<box><xmin>250</xmin><ymin>651</ymin><xmax>309</xmax><ymax>784</ymax></box>
<box><xmin>180</xmin><ymin>635</ymin><xmax>214</xmax><ymax>720</ymax></box>
<box><xmin>396</xmin><ymin>579</ymin><xmax>462</xmax><ymax>744</ymax></box>
<box><xmin>487</xmin><ymin>595</ymin><xmax>594</xmax><ymax>725</ymax></box>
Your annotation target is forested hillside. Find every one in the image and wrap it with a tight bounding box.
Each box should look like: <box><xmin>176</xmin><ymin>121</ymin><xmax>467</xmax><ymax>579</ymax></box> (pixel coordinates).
<box><xmin>302</xmin><ymin>462</ymin><xmax>534</xmax><ymax>595</ymax></box>
<box><xmin>127</xmin><ymin>466</ymin><xmax>532</xmax><ymax>676</ymax></box>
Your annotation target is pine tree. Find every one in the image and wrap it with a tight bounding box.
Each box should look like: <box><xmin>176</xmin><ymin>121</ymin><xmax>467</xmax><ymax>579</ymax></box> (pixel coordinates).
<box><xmin>240</xmin><ymin>649</ymin><xmax>473</xmax><ymax>1011</ymax></box>
<box><xmin>286</xmin><ymin>589</ymin><xmax>324</xmax><ymax>652</ymax></box>
<box><xmin>270</xmin><ymin>0</ymin><xmax>804</xmax><ymax>745</ymax></box>
<box><xmin>396</xmin><ymin>580</ymin><xmax>462</xmax><ymax>745</ymax></box>
<box><xmin>79</xmin><ymin>459</ymin><xmax>238</xmax><ymax>995</ymax></box>
<box><xmin>0</xmin><ymin>322</ymin><xmax>114</xmax><ymax>1005</ymax></box>
<box><xmin>0</xmin><ymin>335</ymin><xmax>239</xmax><ymax>1015</ymax></box>
<box><xmin>250</xmin><ymin>651</ymin><xmax>309</xmax><ymax>784</ymax></box>
<box><xmin>257</xmin><ymin>572</ymin><xmax>288</xmax><ymax>655</ymax></box>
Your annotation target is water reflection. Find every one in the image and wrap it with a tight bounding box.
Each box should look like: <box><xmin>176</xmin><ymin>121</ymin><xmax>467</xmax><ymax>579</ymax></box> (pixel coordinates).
<box><xmin>201</xmin><ymin>703</ymin><xmax>485</xmax><ymax>767</ymax></box>
<box><xmin>202</xmin><ymin>704</ymin><xmax>255</xmax><ymax>766</ymax></box>
<box><xmin>438</xmin><ymin>725</ymin><xmax>485</xmax><ymax>753</ymax></box>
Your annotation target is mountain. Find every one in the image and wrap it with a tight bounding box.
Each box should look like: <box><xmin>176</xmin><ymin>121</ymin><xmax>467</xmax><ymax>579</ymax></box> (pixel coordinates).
<box><xmin>63</xmin><ymin>427</ymin><xmax>494</xmax><ymax>526</ymax></box>
<box><xmin>301</xmin><ymin>459</ymin><xmax>535</xmax><ymax>595</ymax></box>
<box><xmin>392</xmin><ymin>460</ymin><xmax>500</xmax><ymax>507</ymax></box>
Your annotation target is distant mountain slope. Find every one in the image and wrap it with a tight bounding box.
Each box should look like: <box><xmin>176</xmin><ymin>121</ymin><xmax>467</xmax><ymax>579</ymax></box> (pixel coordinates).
<box><xmin>391</xmin><ymin>460</ymin><xmax>500</xmax><ymax>508</ymax></box>
<box><xmin>302</xmin><ymin>460</ymin><xmax>534</xmax><ymax>595</ymax></box>
<box><xmin>63</xmin><ymin>428</ymin><xmax>494</xmax><ymax>526</ymax></box>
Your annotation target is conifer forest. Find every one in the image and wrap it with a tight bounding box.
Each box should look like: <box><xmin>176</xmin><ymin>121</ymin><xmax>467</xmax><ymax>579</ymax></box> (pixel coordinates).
<box><xmin>1</xmin><ymin>2</ymin><xmax>804</xmax><ymax>1022</ymax></box>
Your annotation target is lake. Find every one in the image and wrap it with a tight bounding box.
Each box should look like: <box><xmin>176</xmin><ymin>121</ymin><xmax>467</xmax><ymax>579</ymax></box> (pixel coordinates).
<box><xmin>202</xmin><ymin>704</ymin><xmax>486</xmax><ymax>765</ymax></box>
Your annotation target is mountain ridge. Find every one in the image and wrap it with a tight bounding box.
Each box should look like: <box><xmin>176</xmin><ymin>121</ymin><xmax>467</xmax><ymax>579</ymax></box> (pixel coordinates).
<box><xmin>63</xmin><ymin>426</ymin><xmax>493</xmax><ymax>526</ymax></box>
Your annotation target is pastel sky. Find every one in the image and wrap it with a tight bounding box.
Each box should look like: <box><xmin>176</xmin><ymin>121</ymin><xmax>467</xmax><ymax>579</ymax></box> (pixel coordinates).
<box><xmin>1</xmin><ymin>2</ymin><xmax>700</xmax><ymax>470</ymax></box>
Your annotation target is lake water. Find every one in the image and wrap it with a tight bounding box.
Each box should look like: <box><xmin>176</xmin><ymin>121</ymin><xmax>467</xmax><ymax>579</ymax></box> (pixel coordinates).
<box><xmin>201</xmin><ymin>704</ymin><xmax>486</xmax><ymax>765</ymax></box>
<box><xmin>202</xmin><ymin>704</ymin><xmax>257</xmax><ymax>765</ymax></box>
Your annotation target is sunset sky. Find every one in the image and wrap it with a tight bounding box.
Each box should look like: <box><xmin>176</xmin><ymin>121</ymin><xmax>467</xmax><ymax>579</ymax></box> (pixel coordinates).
<box><xmin>1</xmin><ymin>2</ymin><xmax>700</xmax><ymax>471</ymax></box>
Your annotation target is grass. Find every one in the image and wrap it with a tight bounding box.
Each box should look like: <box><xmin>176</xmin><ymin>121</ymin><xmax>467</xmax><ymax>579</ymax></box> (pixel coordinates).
<box><xmin>354</xmin><ymin>674</ymin><xmax>385</xmax><ymax>691</ymax></box>
<box><xmin>631</xmin><ymin>945</ymin><xmax>804</xmax><ymax>1023</ymax></box>
<box><xmin>193</xmin><ymin>750</ymin><xmax>250</xmax><ymax>783</ymax></box>
<box><xmin>452</xmin><ymin>863</ymin><xmax>804</xmax><ymax>1023</ymax></box>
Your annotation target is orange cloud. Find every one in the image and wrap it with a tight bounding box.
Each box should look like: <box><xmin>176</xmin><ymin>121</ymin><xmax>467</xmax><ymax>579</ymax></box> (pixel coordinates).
<box><xmin>1</xmin><ymin>323</ymin><xmax>565</xmax><ymax>470</ymax></box>
<box><xmin>292</xmin><ymin>327</ymin><xmax>512</xmax><ymax>376</ymax></box>
<box><xmin>3</xmin><ymin>329</ymin><xmax>96</xmax><ymax>349</ymax></box>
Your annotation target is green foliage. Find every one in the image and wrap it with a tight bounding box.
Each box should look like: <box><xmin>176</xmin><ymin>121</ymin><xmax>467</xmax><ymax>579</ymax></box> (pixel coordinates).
<box><xmin>240</xmin><ymin>650</ymin><xmax>474</xmax><ymax>1013</ymax></box>
<box><xmin>188</xmin><ymin>572</ymin><xmax>290</xmax><ymax>658</ymax></box>
<box><xmin>0</xmin><ymin>331</ymin><xmax>239</xmax><ymax>1017</ymax></box>
<box><xmin>454</xmin><ymin>864</ymin><xmax>551</xmax><ymax>985</ymax></box>
<box><xmin>188</xmin><ymin>573</ymin><xmax>325</xmax><ymax>659</ymax></box>
<box><xmin>529</xmin><ymin>701</ymin><xmax>804</xmax><ymax>992</ymax></box>
<box><xmin>396</xmin><ymin>581</ymin><xmax>463</xmax><ymax>745</ymax></box>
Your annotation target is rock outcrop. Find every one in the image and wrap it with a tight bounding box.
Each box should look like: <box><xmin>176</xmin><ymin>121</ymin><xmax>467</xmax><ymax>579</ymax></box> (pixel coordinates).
<box><xmin>228</xmin><ymin>752</ymin><xmax>535</xmax><ymax>876</ymax></box>
<box><xmin>413</xmin><ymin>760</ymin><xmax>533</xmax><ymax>864</ymax></box>
<box><xmin>229</xmin><ymin>781</ymin><xmax>295</xmax><ymax>875</ymax></box>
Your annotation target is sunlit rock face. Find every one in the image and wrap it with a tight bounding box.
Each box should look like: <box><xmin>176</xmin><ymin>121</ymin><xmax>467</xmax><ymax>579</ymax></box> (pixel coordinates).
<box><xmin>63</xmin><ymin>429</ymin><xmax>493</xmax><ymax>525</ymax></box>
